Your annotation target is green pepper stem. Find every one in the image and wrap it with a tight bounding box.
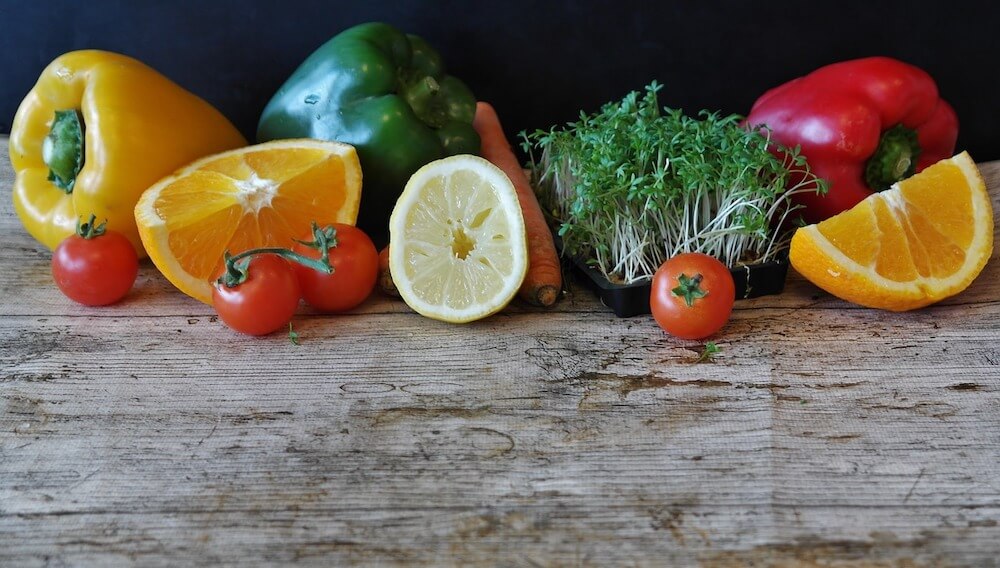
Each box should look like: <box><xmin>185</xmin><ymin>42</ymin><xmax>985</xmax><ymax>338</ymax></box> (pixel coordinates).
<box><xmin>218</xmin><ymin>223</ymin><xmax>337</xmax><ymax>288</ymax></box>
<box><xmin>402</xmin><ymin>76</ymin><xmax>444</xmax><ymax>128</ymax></box>
<box><xmin>42</xmin><ymin>109</ymin><xmax>85</xmax><ymax>194</ymax></box>
<box><xmin>864</xmin><ymin>124</ymin><xmax>921</xmax><ymax>192</ymax></box>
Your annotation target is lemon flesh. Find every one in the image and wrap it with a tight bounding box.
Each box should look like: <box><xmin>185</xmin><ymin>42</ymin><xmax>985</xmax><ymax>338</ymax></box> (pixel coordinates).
<box><xmin>389</xmin><ymin>155</ymin><xmax>528</xmax><ymax>323</ymax></box>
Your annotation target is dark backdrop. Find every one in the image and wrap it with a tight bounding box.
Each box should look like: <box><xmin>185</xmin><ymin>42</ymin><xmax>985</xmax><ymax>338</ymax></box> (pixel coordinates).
<box><xmin>2</xmin><ymin>1</ymin><xmax>998</xmax><ymax>159</ymax></box>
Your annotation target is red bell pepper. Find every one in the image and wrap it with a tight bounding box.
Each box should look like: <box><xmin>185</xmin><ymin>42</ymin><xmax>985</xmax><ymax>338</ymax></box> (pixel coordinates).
<box><xmin>746</xmin><ymin>57</ymin><xmax>959</xmax><ymax>223</ymax></box>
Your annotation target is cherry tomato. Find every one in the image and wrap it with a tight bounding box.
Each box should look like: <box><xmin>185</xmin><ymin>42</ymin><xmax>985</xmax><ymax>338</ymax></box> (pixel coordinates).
<box><xmin>650</xmin><ymin>253</ymin><xmax>735</xmax><ymax>340</ymax></box>
<box><xmin>212</xmin><ymin>254</ymin><xmax>301</xmax><ymax>336</ymax></box>
<box><xmin>293</xmin><ymin>223</ymin><xmax>378</xmax><ymax>312</ymax></box>
<box><xmin>51</xmin><ymin>229</ymin><xmax>138</xmax><ymax>306</ymax></box>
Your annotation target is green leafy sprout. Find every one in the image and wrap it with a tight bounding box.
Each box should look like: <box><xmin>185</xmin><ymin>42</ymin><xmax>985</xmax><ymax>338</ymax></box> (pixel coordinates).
<box><xmin>697</xmin><ymin>342</ymin><xmax>721</xmax><ymax>363</ymax></box>
<box><xmin>520</xmin><ymin>82</ymin><xmax>827</xmax><ymax>285</ymax></box>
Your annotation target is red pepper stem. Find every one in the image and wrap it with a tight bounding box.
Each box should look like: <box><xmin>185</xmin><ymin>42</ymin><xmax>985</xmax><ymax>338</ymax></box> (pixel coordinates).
<box><xmin>864</xmin><ymin>124</ymin><xmax>921</xmax><ymax>192</ymax></box>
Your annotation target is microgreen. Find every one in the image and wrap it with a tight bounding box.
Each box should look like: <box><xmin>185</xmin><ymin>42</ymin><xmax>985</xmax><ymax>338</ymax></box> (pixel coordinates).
<box><xmin>697</xmin><ymin>342</ymin><xmax>721</xmax><ymax>363</ymax></box>
<box><xmin>521</xmin><ymin>82</ymin><xmax>827</xmax><ymax>284</ymax></box>
<box><xmin>288</xmin><ymin>322</ymin><xmax>300</xmax><ymax>346</ymax></box>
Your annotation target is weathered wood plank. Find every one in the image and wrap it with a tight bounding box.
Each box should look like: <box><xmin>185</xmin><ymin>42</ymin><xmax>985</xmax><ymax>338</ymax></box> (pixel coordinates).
<box><xmin>2</xmin><ymin>135</ymin><xmax>1000</xmax><ymax>566</ymax></box>
<box><xmin>2</xmin><ymin>308</ymin><xmax>999</xmax><ymax>564</ymax></box>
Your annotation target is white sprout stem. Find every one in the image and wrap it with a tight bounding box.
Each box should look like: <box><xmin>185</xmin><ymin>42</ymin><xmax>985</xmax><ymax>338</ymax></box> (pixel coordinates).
<box><xmin>530</xmin><ymin>121</ymin><xmax>824</xmax><ymax>282</ymax></box>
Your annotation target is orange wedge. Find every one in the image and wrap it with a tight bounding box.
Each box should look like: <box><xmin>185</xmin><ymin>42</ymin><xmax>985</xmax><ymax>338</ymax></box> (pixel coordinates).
<box><xmin>135</xmin><ymin>139</ymin><xmax>362</xmax><ymax>304</ymax></box>
<box><xmin>790</xmin><ymin>152</ymin><xmax>994</xmax><ymax>311</ymax></box>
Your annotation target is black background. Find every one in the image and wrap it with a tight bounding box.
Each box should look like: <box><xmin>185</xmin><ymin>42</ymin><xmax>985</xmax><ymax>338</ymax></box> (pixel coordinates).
<box><xmin>2</xmin><ymin>1</ymin><xmax>998</xmax><ymax>159</ymax></box>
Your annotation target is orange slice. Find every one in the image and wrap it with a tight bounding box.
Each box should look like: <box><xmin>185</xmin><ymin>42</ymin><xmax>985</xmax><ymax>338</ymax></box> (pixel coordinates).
<box><xmin>135</xmin><ymin>139</ymin><xmax>362</xmax><ymax>304</ymax></box>
<box><xmin>790</xmin><ymin>151</ymin><xmax>994</xmax><ymax>311</ymax></box>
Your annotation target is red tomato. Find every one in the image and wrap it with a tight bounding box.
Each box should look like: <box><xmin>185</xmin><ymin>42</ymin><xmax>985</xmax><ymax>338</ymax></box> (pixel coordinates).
<box><xmin>51</xmin><ymin>230</ymin><xmax>138</xmax><ymax>306</ymax></box>
<box><xmin>650</xmin><ymin>253</ymin><xmax>735</xmax><ymax>340</ymax></box>
<box><xmin>293</xmin><ymin>223</ymin><xmax>378</xmax><ymax>312</ymax></box>
<box><xmin>212</xmin><ymin>254</ymin><xmax>301</xmax><ymax>336</ymax></box>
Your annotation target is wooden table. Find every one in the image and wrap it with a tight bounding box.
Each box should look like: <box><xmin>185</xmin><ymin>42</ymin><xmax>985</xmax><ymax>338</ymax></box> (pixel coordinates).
<box><xmin>2</xmin><ymin>136</ymin><xmax>999</xmax><ymax>566</ymax></box>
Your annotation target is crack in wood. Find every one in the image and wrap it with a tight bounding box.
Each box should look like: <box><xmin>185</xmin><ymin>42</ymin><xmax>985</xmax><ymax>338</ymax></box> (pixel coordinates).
<box><xmin>372</xmin><ymin>406</ymin><xmax>491</xmax><ymax>426</ymax></box>
<box><xmin>904</xmin><ymin>469</ymin><xmax>926</xmax><ymax>503</ymax></box>
<box><xmin>946</xmin><ymin>382</ymin><xmax>983</xmax><ymax>391</ymax></box>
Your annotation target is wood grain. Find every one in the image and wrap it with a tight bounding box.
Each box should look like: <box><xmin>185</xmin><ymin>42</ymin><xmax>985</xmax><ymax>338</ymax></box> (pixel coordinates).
<box><xmin>2</xmin><ymin>136</ymin><xmax>999</xmax><ymax>566</ymax></box>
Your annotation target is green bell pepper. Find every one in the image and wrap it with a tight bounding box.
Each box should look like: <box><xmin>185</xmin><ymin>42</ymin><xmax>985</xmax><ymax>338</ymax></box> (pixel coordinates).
<box><xmin>257</xmin><ymin>22</ymin><xmax>480</xmax><ymax>246</ymax></box>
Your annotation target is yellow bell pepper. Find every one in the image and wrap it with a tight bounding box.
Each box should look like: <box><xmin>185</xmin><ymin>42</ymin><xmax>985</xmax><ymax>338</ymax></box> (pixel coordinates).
<box><xmin>9</xmin><ymin>50</ymin><xmax>247</xmax><ymax>256</ymax></box>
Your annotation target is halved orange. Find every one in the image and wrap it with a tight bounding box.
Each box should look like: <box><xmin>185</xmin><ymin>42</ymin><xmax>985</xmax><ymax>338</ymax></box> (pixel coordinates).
<box><xmin>135</xmin><ymin>139</ymin><xmax>362</xmax><ymax>304</ymax></box>
<box><xmin>790</xmin><ymin>152</ymin><xmax>994</xmax><ymax>311</ymax></box>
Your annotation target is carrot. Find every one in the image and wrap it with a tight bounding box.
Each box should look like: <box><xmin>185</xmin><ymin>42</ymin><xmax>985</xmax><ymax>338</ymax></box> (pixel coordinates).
<box><xmin>473</xmin><ymin>101</ymin><xmax>562</xmax><ymax>307</ymax></box>
<box><xmin>377</xmin><ymin>246</ymin><xmax>400</xmax><ymax>298</ymax></box>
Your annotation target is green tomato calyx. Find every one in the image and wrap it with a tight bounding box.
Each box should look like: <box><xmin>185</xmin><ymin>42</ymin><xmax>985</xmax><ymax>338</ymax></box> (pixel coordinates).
<box><xmin>672</xmin><ymin>273</ymin><xmax>708</xmax><ymax>307</ymax></box>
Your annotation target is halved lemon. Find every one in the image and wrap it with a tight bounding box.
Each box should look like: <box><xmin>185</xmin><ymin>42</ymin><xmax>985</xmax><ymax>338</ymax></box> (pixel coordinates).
<box><xmin>389</xmin><ymin>155</ymin><xmax>528</xmax><ymax>323</ymax></box>
<box><xmin>135</xmin><ymin>139</ymin><xmax>362</xmax><ymax>304</ymax></box>
<box><xmin>790</xmin><ymin>151</ymin><xmax>994</xmax><ymax>311</ymax></box>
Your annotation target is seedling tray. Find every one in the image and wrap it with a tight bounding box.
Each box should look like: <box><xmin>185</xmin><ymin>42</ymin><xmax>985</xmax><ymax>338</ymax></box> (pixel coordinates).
<box><xmin>568</xmin><ymin>253</ymin><xmax>789</xmax><ymax>318</ymax></box>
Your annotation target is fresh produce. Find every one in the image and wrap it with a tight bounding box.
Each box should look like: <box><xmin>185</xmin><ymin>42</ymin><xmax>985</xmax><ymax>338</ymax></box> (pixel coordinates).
<box><xmin>134</xmin><ymin>139</ymin><xmax>362</xmax><ymax>304</ymax></box>
<box><xmin>523</xmin><ymin>82</ymin><xmax>825</xmax><ymax>286</ymax></box>
<box><xmin>747</xmin><ymin>57</ymin><xmax>958</xmax><ymax>223</ymax></box>
<box><xmin>213</xmin><ymin>255</ymin><xmax>303</xmax><ymax>336</ymax></box>
<box><xmin>474</xmin><ymin>102</ymin><xmax>562</xmax><ymax>307</ymax></box>
<box><xmin>389</xmin><ymin>155</ymin><xmax>528</xmax><ymax>323</ymax></box>
<box><xmin>257</xmin><ymin>22</ymin><xmax>479</xmax><ymax>247</ymax></box>
<box><xmin>293</xmin><ymin>223</ymin><xmax>379</xmax><ymax>312</ymax></box>
<box><xmin>51</xmin><ymin>215</ymin><xmax>138</xmax><ymax>306</ymax></box>
<box><xmin>212</xmin><ymin>224</ymin><xmax>336</xmax><ymax>336</ymax></box>
<box><xmin>377</xmin><ymin>246</ymin><xmax>399</xmax><ymax>297</ymax></box>
<box><xmin>650</xmin><ymin>253</ymin><xmax>735</xmax><ymax>340</ymax></box>
<box><xmin>10</xmin><ymin>50</ymin><xmax>246</xmax><ymax>255</ymax></box>
<box><xmin>790</xmin><ymin>152</ymin><xmax>993</xmax><ymax>311</ymax></box>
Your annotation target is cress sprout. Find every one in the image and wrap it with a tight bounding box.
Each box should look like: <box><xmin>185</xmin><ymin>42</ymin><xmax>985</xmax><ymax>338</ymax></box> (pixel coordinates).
<box><xmin>521</xmin><ymin>82</ymin><xmax>827</xmax><ymax>285</ymax></box>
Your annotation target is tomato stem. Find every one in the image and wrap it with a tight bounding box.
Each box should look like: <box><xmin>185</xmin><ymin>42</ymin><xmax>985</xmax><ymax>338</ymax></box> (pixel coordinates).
<box><xmin>671</xmin><ymin>273</ymin><xmax>709</xmax><ymax>307</ymax></box>
<box><xmin>294</xmin><ymin>222</ymin><xmax>338</xmax><ymax>251</ymax></box>
<box><xmin>76</xmin><ymin>214</ymin><xmax>107</xmax><ymax>239</ymax></box>
<box><xmin>218</xmin><ymin>223</ymin><xmax>336</xmax><ymax>288</ymax></box>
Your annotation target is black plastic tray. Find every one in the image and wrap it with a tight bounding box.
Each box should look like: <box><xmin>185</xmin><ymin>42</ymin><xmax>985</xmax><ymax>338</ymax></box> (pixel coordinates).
<box><xmin>568</xmin><ymin>254</ymin><xmax>789</xmax><ymax>318</ymax></box>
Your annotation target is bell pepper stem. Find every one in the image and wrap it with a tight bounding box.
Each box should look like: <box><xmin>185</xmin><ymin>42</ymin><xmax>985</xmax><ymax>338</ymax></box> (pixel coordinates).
<box><xmin>42</xmin><ymin>109</ymin><xmax>85</xmax><ymax>194</ymax></box>
<box><xmin>864</xmin><ymin>125</ymin><xmax>921</xmax><ymax>192</ymax></box>
<box><xmin>218</xmin><ymin>223</ymin><xmax>336</xmax><ymax>288</ymax></box>
<box><xmin>402</xmin><ymin>76</ymin><xmax>444</xmax><ymax>128</ymax></box>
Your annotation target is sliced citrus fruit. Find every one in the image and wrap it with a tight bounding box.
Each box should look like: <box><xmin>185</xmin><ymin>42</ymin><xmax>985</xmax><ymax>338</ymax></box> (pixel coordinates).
<box><xmin>389</xmin><ymin>155</ymin><xmax>528</xmax><ymax>323</ymax></box>
<box><xmin>790</xmin><ymin>151</ymin><xmax>994</xmax><ymax>311</ymax></box>
<box><xmin>135</xmin><ymin>139</ymin><xmax>362</xmax><ymax>304</ymax></box>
